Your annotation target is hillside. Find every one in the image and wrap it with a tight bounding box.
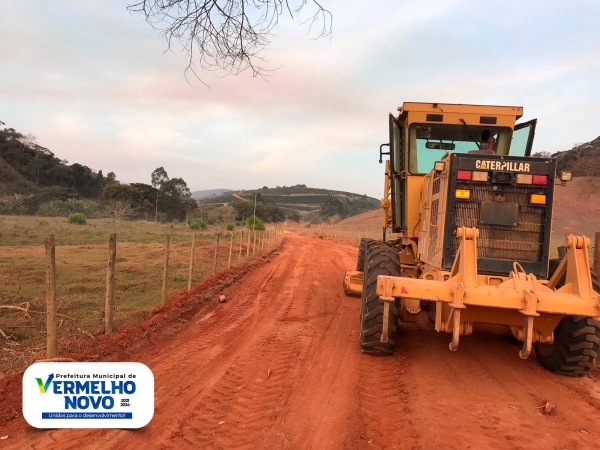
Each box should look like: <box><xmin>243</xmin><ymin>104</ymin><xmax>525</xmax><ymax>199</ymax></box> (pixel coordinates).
<box><xmin>336</xmin><ymin>177</ymin><xmax>600</xmax><ymax>253</ymax></box>
<box><xmin>198</xmin><ymin>185</ymin><xmax>380</xmax><ymax>220</ymax></box>
<box><xmin>535</xmin><ymin>136</ymin><xmax>600</xmax><ymax>176</ymax></box>
<box><xmin>0</xmin><ymin>126</ymin><xmax>117</xmax><ymax>199</ymax></box>
<box><xmin>0</xmin><ymin>157</ymin><xmax>38</xmax><ymax>195</ymax></box>
<box><xmin>191</xmin><ymin>188</ymin><xmax>234</xmax><ymax>199</ymax></box>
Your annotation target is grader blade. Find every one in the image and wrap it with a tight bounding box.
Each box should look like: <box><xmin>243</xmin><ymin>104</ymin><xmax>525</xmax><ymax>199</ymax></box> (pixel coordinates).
<box><xmin>343</xmin><ymin>270</ymin><xmax>363</xmax><ymax>297</ymax></box>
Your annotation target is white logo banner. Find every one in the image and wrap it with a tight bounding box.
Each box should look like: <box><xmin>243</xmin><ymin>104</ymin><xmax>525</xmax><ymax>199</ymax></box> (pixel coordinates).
<box><xmin>23</xmin><ymin>362</ymin><xmax>154</xmax><ymax>428</ymax></box>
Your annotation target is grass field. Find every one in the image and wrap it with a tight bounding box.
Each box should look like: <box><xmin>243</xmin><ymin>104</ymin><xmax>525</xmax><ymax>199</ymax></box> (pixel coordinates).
<box><xmin>0</xmin><ymin>216</ymin><xmax>274</xmax><ymax>373</ymax></box>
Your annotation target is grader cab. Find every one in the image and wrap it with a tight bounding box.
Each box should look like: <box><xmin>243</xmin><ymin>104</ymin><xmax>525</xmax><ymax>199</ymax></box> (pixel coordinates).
<box><xmin>345</xmin><ymin>102</ymin><xmax>600</xmax><ymax>376</ymax></box>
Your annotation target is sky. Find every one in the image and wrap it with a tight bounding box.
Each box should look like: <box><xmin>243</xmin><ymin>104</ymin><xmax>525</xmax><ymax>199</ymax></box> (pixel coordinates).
<box><xmin>1</xmin><ymin>0</ymin><xmax>600</xmax><ymax>198</ymax></box>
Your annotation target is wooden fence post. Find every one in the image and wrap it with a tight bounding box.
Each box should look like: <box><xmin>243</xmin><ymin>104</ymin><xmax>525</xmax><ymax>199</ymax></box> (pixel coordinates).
<box><xmin>162</xmin><ymin>234</ymin><xmax>170</xmax><ymax>306</ymax></box>
<box><xmin>594</xmin><ymin>232</ymin><xmax>600</xmax><ymax>276</ymax></box>
<box><xmin>187</xmin><ymin>233</ymin><xmax>196</xmax><ymax>291</ymax></box>
<box><xmin>246</xmin><ymin>229</ymin><xmax>251</xmax><ymax>258</ymax></box>
<box><xmin>228</xmin><ymin>231</ymin><xmax>234</xmax><ymax>269</ymax></box>
<box><xmin>213</xmin><ymin>232</ymin><xmax>221</xmax><ymax>274</ymax></box>
<box><xmin>238</xmin><ymin>230</ymin><xmax>244</xmax><ymax>264</ymax></box>
<box><xmin>252</xmin><ymin>229</ymin><xmax>257</xmax><ymax>256</ymax></box>
<box><xmin>45</xmin><ymin>234</ymin><xmax>57</xmax><ymax>359</ymax></box>
<box><xmin>105</xmin><ymin>233</ymin><xmax>116</xmax><ymax>335</ymax></box>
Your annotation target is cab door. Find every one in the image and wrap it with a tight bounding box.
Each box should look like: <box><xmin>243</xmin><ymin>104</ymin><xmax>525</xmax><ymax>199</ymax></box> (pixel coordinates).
<box><xmin>389</xmin><ymin>114</ymin><xmax>406</xmax><ymax>232</ymax></box>
<box><xmin>511</xmin><ymin>119</ymin><xmax>537</xmax><ymax>156</ymax></box>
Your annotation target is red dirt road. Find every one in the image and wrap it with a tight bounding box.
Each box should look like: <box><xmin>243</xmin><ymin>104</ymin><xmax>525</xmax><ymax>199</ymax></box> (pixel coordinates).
<box><xmin>4</xmin><ymin>233</ymin><xmax>600</xmax><ymax>449</ymax></box>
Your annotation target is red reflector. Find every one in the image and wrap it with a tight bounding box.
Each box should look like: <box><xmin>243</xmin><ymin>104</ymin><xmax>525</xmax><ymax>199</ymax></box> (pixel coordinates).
<box><xmin>532</xmin><ymin>175</ymin><xmax>548</xmax><ymax>186</ymax></box>
<box><xmin>457</xmin><ymin>170</ymin><xmax>472</xmax><ymax>181</ymax></box>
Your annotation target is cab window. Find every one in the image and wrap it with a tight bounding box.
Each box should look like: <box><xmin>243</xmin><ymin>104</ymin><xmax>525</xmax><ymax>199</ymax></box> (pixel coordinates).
<box><xmin>408</xmin><ymin>123</ymin><xmax>512</xmax><ymax>174</ymax></box>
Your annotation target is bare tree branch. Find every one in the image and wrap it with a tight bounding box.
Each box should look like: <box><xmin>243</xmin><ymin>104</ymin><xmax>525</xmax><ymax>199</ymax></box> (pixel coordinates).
<box><xmin>102</xmin><ymin>200</ymin><xmax>135</xmax><ymax>220</ymax></box>
<box><xmin>128</xmin><ymin>0</ymin><xmax>332</xmax><ymax>84</ymax></box>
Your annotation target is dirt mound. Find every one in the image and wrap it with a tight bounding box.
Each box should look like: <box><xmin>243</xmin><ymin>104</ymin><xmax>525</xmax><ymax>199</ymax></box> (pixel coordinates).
<box><xmin>552</xmin><ymin>177</ymin><xmax>600</xmax><ymax>239</ymax></box>
<box><xmin>336</xmin><ymin>177</ymin><xmax>600</xmax><ymax>244</ymax></box>
<box><xmin>338</xmin><ymin>209</ymin><xmax>381</xmax><ymax>228</ymax></box>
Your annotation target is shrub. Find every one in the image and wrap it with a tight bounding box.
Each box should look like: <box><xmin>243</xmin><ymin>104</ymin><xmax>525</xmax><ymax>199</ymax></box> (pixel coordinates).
<box><xmin>235</xmin><ymin>221</ymin><xmax>242</xmax><ymax>227</ymax></box>
<box><xmin>206</xmin><ymin>218</ymin><xmax>216</xmax><ymax>225</ymax></box>
<box><xmin>172</xmin><ymin>219</ymin><xmax>179</xmax><ymax>225</ymax></box>
<box><xmin>68</xmin><ymin>213</ymin><xmax>87</xmax><ymax>225</ymax></box>
<box><xmin>38</xmin><ymin>200</ymin><xmax>69</xmax><ymax>217</ymax></box>
<box><xmin>189</xmin><ymin>219</ymin><xmax>207</xmax><ymax>230</ymax></box>
<box><xmin>245</xmin><ymin>216</ymin><xmax>265</xmax><ymax>230</ymax></box>
<box><xmin>225</xmin><ymin>223</ymin><xmax>235</xmax><ymax>231</ymax></box>
<box><xmin>305</xmin><ymin>223</ymin><xmax>311</xmax><ymax>228</ymax></box>
<box><xmin>66</xmin><ymin>198</ymin><xmax>98</xmax><ymax>218</ymax></box>
<box><xmin>0</xmin><ymin>194</ymin><xmax>34</xmax><ymax>215</ymax></box>
<box><xmin>38</xmin><ymin>198</ymin><xmax>98</xmax><ymax>218</ymax></box>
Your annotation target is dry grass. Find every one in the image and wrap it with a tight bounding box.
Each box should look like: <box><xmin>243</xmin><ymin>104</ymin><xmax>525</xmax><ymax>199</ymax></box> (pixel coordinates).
<box><xmin>0</xmin><ymin>216</ymin><xmax>269</xmax><ymax>374</ymax></box>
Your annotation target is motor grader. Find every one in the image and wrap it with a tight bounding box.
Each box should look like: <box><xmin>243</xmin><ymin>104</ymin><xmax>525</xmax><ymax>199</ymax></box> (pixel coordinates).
<box><xmin>344</xmin><ymin>102</ymin><xmax>600</xmax><ymax>376</ymax></box>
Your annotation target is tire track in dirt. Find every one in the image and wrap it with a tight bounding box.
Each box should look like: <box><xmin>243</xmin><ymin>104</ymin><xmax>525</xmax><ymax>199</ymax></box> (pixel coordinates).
<box><xmin>343</xmin><ymin>352</ymin><xmax>418</xmax><ymax>450</ymax></box>
<box><xmin>168</xmin><ymin>238</ymin><xmax>332</xmax><ymax>449</ymax></box>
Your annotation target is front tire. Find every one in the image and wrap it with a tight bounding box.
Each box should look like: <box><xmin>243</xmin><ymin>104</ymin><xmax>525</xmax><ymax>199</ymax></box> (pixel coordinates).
<box><xmin>534</xmin><ymin>262</ymin><xmax>600</xmax><ymax>377</ymax></box>
<box><xmin>356</xmin><ymin>238</ymin><xmax>376</xmax><ymax>272</ymax></box>
<box><xmin>359</xmin><ymin>241</ymin><xmax>400</xmax><ymax>355</ymax></box>
<box><xmin>534</xmin><ymin>315</ymin><xmax>600</xmax><ymax>377</ymax></box>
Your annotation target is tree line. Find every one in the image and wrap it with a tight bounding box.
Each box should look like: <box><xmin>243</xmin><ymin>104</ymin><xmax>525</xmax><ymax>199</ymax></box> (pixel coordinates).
<box><xmin>0</xmin><ymin>127</ymin><xmax>117</xmax><ymax>198</ymax></box>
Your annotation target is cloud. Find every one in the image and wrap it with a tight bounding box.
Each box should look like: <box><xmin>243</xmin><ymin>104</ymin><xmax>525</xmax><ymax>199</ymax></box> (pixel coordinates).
<box><xmin>1</xmin><ymin>0</ymin><xmax>600</xmax><ymax>198</ymax></box>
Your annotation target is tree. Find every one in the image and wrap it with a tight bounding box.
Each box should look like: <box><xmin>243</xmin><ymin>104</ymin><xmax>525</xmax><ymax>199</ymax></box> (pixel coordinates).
<box><xmin>141</xmin><ymin>199</ymin><xmax>154</xmax><ymax>221</ymax></box>
<box><xmin>128</xmin><ymin>0</ymin><xmax>332</xmax><ymax>83</ymax></box>
<box><xmin>96</xmin><ymin>170</ymin><xmax>105</xmax><ymax>192</ymax></box>
<box><xmin>151</xmin><ymin>167</ymin><xmax>169</xmax><ymax>189</ymax></box>
<box><xmin>287</xmin><ymin>210</ymin><xmax>301</xmax><ymax>222</ymax></box>
<box><xmin>17</xmin><ymin>134</ymin><xmax>36</xmax><ymax>154</ymax></box>
<box><xmin>100</xmin><ymin>183</ymin><xmax>142</xmax><ymax>205</ymax></box>
<box><xmin>105</xmin><ymin>171</ymin><xmax>118</xmax><ymax>186</ymax></box>
<box><xmin>102</xmin><ymin>199</ymin><xmax>135</xmax><ymax>220</ymax></box>
<box><xmin>320</xmin><ymin>195</ymin><xmax>349</xmax><ymax>219</ymax></box>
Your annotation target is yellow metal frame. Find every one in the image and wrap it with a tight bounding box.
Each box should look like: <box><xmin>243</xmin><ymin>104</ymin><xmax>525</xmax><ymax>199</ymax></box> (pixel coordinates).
<box><xmin>376</xmin><ymin>228</ymin><xmax>600</xmax><ymax>358</ymax></box>
<box><xmin>343</xmin><ymin>270</ymin><xmax>363</xmax><ymax>297</ymax></box>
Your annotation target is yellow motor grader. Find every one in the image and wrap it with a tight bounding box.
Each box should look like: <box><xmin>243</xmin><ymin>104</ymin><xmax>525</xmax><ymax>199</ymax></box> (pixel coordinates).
<box><xmin>344</xmin><ymin>102</ymin><xmax>600</xmax><ymax>376</ymax></box>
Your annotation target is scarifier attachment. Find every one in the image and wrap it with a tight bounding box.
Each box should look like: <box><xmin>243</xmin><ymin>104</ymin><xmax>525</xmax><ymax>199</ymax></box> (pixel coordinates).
<box><xmin>376</xmin><ymin>228</ymin><xmax>600</xmax><ymax>357</ymax></box>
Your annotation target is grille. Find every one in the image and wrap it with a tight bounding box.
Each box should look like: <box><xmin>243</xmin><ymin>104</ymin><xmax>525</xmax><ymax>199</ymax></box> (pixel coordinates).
<box><xmin>451</xmin><ymin>181</ymin><xmax>548</xmax><ymax>262</ymax></box>
<box><xmin>428</xmin><ymin>174</ymin><xmax>442</xmax><ymax>260</ymax></box>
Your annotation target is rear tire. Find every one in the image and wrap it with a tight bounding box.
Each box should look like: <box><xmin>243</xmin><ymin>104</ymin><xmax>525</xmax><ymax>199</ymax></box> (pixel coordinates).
<box><xmin>356</xmin><ymin>238</ymin><xmax>376</xmax><ymax>272</ymax></box>
<box><xmin>534</xmin><ymin>316</ymin><xmax>600</xmax><ymax>377</ymax></box>
<box><xmin>359</xmin><ymin>241</ymin><xmax>400</xmax><ymax>355</ymax></box>
<box><xmin>534</xmin><ymin>262</ymin><xmax>600</xmax><ymax>377</ymax></box>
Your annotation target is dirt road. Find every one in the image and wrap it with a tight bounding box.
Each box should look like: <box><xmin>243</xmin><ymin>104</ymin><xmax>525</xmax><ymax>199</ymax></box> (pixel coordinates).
<box><xmin>5</xmin><ymin>233</ymin><xmax>600</xmax><ymax>449</ymax></box>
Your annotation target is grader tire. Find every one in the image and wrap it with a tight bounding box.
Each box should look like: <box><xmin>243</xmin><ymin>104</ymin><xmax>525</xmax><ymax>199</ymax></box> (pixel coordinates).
<box><xmin>534</xmin><ymin>316</ymin><xmax>600</xmax><ymax>377</ymax></box>
<box><xmin>534</xmin><ymin>265</ymin><xmax>600</xmax><ymax>377</ymax></box>
<box><xmin>356</xmin><ymin>238</ymin><xmax>376</xmax><ymax>272</ymax></box>
<box><xmin>359</xmin><ymin>241</ymin><xmax>400</xmax><ymax>355</ymax></box>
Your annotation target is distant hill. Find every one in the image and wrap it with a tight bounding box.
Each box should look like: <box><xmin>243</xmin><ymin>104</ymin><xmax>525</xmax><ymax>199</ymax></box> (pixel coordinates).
<box><xmin>198</xmin><ymin>185</ymin><xmax>380</xmax><ymax>220</ymax></box>
<box><xmin>534</xmin><ymin>136</ymin><xmax>600</xmax><ymax>176</ymax></box>
<box><xmin>191</xmin><ymin>188</ymin><xmax>234</xmax><ymax>199</ymax></box>
<box><xmin>0</xmin><ymin>126</ymin><xmax>117</xmax><ymax>198</ymax></box>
